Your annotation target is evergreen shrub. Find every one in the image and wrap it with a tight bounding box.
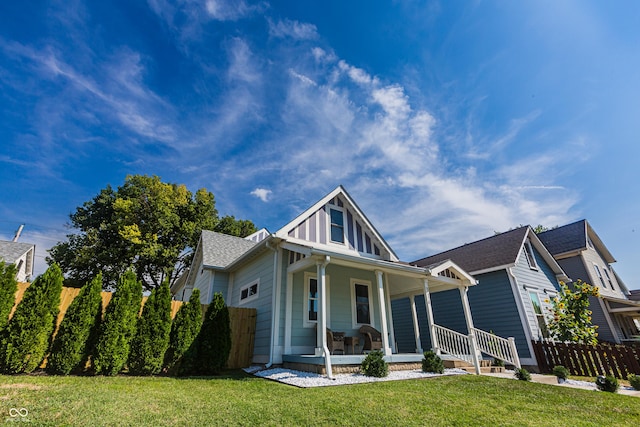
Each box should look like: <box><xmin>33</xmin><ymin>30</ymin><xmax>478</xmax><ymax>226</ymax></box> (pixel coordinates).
<box><xmin>628</xmin><ymin>374</ymin><xmax>640</xmax><ymax>391</ymax></box>
<box><xmin>0</xmin><ymin>261</ymin><xmax>18</xmax><ymax>331</ymax></box>
<box><xmin>421</xmin><ymin>351</ymin><xmax>444</xmax><ymax>374</ymax></box>
<box><xmin>164</xmin><ymin>289</ymin><xmax>202</xmax><ymax>374</ymax></box>
<box><xmin>47</xmin><ymin>274</ymin><xmax>103</xmax><ymax>375</ymax></box>
<box><xmin>128</xmin><ymin>281</ymin><xmax>172</xmax><ymax>375</ymax></box>
<box><xmin>361</xmin><ymin>350</ymin><xmax>388</xmax><ymax>377</ymax></box>
<box><xmin>595</xmin><ymin>375</ymin><xmax>619</xmax><ymax>393</ymax></box>
<box><xmin>514</xmin><ymin>367</ymin><xmax>531</xmax><ymax>381</ymax></box>
<box><xmin>0</xmin><ymin>264</ymin><xmax>63</xmax><ymax>374</ymax></box>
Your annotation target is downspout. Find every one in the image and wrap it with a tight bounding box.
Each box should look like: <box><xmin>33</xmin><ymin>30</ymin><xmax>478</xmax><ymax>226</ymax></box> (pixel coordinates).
<box><xmin>265</xmin><ymin>238</ymin><xmax>280</xmax><ymax>368</ymax></box>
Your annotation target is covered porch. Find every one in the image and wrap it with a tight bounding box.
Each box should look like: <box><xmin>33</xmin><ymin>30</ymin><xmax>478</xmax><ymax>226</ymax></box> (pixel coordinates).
<box><xmin>280</xmin><ymin>244</ymin><xmax>520</xmax><ymax>378</ymax></box>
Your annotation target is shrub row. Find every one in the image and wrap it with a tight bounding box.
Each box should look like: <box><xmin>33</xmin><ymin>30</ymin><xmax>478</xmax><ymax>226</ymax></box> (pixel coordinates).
<box><xmin>0</xmin><ymin>264</ymin><xmax>230</xmax><ymax>376</ymax></box>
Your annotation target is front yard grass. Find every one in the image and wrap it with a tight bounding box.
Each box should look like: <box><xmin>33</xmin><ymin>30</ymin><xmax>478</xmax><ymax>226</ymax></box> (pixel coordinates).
<box><xmin>1</xmin><ymin>371</ymin><xmax>639</xmax><ymax>426</ymax></box>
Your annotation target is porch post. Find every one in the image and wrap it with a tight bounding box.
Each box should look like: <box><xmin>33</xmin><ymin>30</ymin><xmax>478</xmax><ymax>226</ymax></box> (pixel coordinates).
<box><xmin>375</xmin><ymin>270</ymin><xmax>392</xmax><ymax>356</ymax></box>
<box><xmin>284</xmin><ymin>272</ymin><xmax>293</xmax><ymax>355</ymax></box>
<box><xmin>409</xmin><ymin>295</ymin><xmax>423</xmax><ymax>354</ymax></box>
<box><xmin>459</xmin><ymin>285</ymin><xmax>481</xmax><ymax>375</ymax></box>
<box><xmin>423</xmin><ymin>279</ymin><xmax>439</xmax><ymax>355</ymax></box>
<box><xmin>316</xmin><ymin>256</ymin><xmax>333</xmax><ymax>378</ymax></box>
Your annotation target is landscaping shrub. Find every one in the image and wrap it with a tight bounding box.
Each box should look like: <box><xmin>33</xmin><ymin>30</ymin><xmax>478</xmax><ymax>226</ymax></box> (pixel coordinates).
<box><xmin>595</xmin><ymin>375</ymin><xmax>619</xmax><ymax>393</ymax></box>
<box><xmin>93</xmin><ymin>270</ymin><xmax>142</xmax><ymax>375</ymax></box>
<box><xmin>514</xmin><ymin>367</ymin><xmax>531</xmax><ymax>381</ymax></box>
<box><xmin>128</xmin><ymin>281</ymin><xmax>172</xmax><ymax>375</ymax></box>
<box><xmin>164</xmin><ymin>289</ymin><xmax>202</xmax><ymax>374</ymax></box>
<box><xmin>628</xmin><ymin>374</ymin><xmax>640</xmax><ymax>391</ymax></box>
<box><xmin>361</xmin><ymin>350</ymin><xmax>388</xmax><ymax>377</ymax></box>
<box><xmin>421</xmin><ymin>351</ymin><xmax>444</xmax><ymax>374</ymax></box>
<box><xmin>552</xmin><ymin>365</ymin><xmax>569</xmax><ymax>381</ymax></box>
<box><xmin>0</xmin><ymin>264</ymin><xmax>63</xmax><ymax>374</ymax></box>
<box><xmin>492</xmin><ymin>357</ymin><xmax>505</xmax><ymax>367</ymax></box>
<box><xmin>47</xmin><ymin>274</ymin><xmax>103</xmax><ymax>375</ymax></box>
<box><xmin>0</xmin><ymin>261</ymin><xmax>18</xmax><ymax>332</ymax></box>
<box><xmin>181</xmin><ymin>292</ymin><xmax>230</xmax><ymax>375</ymax></box>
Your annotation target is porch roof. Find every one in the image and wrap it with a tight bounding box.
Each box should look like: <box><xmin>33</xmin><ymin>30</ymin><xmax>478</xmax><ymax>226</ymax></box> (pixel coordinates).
<box><xmin>282</xmin><ymin>241</ymin><xmax>477</xmax><ymax>296</ymax></box>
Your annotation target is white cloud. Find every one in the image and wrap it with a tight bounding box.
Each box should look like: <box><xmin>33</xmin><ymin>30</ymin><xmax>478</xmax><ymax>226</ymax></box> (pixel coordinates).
<box><xmin>268</xmin><ymin>18</ymin><xmax>318</xmax><ymax>40</ymax></box>
<box><xmin>251</xmin><ymin>188</ymin><xmax>272</xmax><ymax>202</ymax></box>
<box><xmin>205</xmin><ymin>0</ymin><xmax>268</xmax><ymax>21</ymax></box>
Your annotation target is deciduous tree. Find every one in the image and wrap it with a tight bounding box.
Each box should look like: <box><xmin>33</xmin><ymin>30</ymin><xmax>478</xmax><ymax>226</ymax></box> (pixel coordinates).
<box><xmin>546</xmin><ymin>280</ymin><xmax>599</xmax><ymax>344</ymax></box>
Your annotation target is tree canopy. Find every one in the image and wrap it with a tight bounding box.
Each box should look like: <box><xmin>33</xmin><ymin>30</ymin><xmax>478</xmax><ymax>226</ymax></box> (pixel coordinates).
<box><xmin>48</xmin><ymin>175</ymin><xmax>256</xmax><ymax>290</ymax></box>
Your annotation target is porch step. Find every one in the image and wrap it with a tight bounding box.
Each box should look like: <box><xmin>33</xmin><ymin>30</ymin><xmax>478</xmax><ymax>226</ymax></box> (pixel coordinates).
<box><xmin>443</xmin><ymin>358</ymin><xmax>505</xmax><ymax>373</ymax></box>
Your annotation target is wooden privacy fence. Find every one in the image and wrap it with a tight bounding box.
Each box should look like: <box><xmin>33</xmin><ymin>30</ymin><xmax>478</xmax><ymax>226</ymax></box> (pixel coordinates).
<box><xmin>532</xmin><ymin>340</ymin><xmax>640</xmax><ymax>379</ymax></box>
<box><xmin>11</xmin><ymin>283</ymin><xmax>257</xmax><ymax>370</ymax></box>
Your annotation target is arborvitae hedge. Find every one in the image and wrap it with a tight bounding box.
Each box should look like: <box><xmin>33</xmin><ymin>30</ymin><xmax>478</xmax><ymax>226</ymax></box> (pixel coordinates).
<box><xmin>0</xmin><ymin>261</ymin><xmax>18</xmax><ymax>331</ymax></box>
<box><xmin>0</xmin><ymin>264</ymin><xmax>63</xmax><ymax>374</ymax></box>
<box><xmin>164</xmin><ymin>288</ymin><xmax>202</xmax><ymax>374</ymax></box>
<box><xmin>47</xmin><ymin>274</ymin><xmax>103</xmax><ymax>375</ymax></box>
<box><xmin>92</xmin><ymin>270</ymin><xmax>142</xmax><ymax>375</ymax></box>
<box><xmin>184</xmin><ymin>292</ymin><xmax>230</xmax><ymax>375</ymax></box>
<box><xmin>128</xmin><ymin>281</ymin><xmax>172</xmax><ymax>375</ymax></box>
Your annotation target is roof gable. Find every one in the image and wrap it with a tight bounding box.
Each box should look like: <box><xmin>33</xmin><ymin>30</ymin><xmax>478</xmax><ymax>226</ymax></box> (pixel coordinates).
<box><xmin>275</xmin><ymin>186</ymin><xmax>398</xmax><ymax>261</ymax></box>
<box><xmin>200</xmin><ymin>231</ymin><xmax>258</xmax><ymax>269</ymax></box>
<box><xmin>537</xmin><ymin>220</ymin><xmax>615</xmax><ymax>263</ymax></box>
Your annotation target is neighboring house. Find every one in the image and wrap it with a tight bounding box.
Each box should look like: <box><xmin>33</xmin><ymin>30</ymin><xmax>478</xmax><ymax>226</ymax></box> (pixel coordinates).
<box><xmin>396</xmin><ymin>226</ymin><xmax>569</xmax><ymax>368</ymax></box>
<box><xmin>0</xmin><ymin>240</ymin><xmax>35</xmax><ymax>282</ymax></box>
<box><xmin>538</xmin><ymin>220</ymin><xmax>640</xmax><ymax>343</ymax></box>
<box><xmin>173</xmin><ymin>186</ymin><xmax>515</xmax><ymax>376</ymax></box>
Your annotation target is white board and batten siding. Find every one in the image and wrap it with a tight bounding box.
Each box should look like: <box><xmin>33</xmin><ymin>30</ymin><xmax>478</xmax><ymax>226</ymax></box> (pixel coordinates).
<box><xmin>230</xmin><ymin>249</ymin><xmax>275</xmax><ymax>364</ymax></box>
<box><xmin>287</xmin><ymin>195</ymin><xmax>390</xmax><ymax>260</ymax></box>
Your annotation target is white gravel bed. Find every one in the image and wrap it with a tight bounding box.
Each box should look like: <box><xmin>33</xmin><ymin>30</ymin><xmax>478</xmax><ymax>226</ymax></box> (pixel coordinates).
<box><xmin>244</xmin><ymin>366</ymin><xmax>469</xmax><ymax>388</ymax></box>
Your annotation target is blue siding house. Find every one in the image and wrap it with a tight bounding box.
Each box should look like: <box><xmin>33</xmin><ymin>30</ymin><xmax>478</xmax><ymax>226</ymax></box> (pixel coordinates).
<box><xmin>396</xmin><ymin>226</ymin><xmax>569</xmax><ymax>368</ymax></box>
<box><xmin>173</xmin><ymin>186</ymin><xmax>519</xmax><ymax>376</ymax></box>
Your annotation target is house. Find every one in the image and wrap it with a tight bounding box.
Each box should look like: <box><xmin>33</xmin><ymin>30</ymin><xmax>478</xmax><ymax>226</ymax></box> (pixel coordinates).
<box><xmin>0</xmin><ymin>240</ymin><xmax>35</xmax><ymax>282</ymax></box>
<box><xmin>397</xmin><ymin>226</ymin><xmax>568</xmax><ymax>369</ymax></box>
<box><xmin>173</xmin><ymin>186</ymin><xmax>520</xmax><ymax>376</ymax></box>
<box><xmin>537</xmin><ymin>220</ymin><xmax>640</xmax><ymax>343</ymax></box>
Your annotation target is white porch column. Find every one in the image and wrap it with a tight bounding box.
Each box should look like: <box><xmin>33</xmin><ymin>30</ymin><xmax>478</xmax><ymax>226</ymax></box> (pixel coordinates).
<box><xmin>459</xmin><ymin>285</ymin><xmax>481</xmax><ymax>375</ymax></box>
<box><xmin>284</xmin><ymin>272</ymin><xmax>293</xmax><ymax>355</ymax></box>
<box><xmin>316</xmin><ymin>256</ymin><xmax>333</xmax><ymax>379</ymax></box>
<box><xmin>375</xmin><ymin>270</ymin><xmax>392</xmax><ymax>356</ymax></box>
<box><xmin>409</xmin><ymin>295</ymin><xmax>423</xmax><ymax>354</ymax></box>
<box><xmin>423</xmin><ymin>279</ymin><xmax>439</xmax><ymax>355</ymax></box>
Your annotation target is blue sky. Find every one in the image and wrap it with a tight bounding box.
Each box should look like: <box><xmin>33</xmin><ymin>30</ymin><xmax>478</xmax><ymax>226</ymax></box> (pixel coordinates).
<box><xmin>1</xmin><ymin>1</ymin><xmax>639</xmax><ymax>287</ymax></box>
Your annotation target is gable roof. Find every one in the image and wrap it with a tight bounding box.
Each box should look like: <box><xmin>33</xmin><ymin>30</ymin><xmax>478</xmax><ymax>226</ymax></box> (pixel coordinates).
<box><xmin>413</xmin><ymin>226</ymin><xmax>567</xmax><ymax>280</ymax></box>
<box><xmin>0</xmin><ymin>240</ymin><xmax>35</xmax><ymax>264</ymax></box>
<box><xmin>275</xmin><ymin>185</ymin><xmax>399</xmax><ymax>262</ymax></box>
<box><xmin>413</xmin><ymin>227</ymin><xmax>529</xmax><ymax>273</ymax></box>
<box><xmin>537</xmin><ymin>219</ymin><xmax>615</xmax><ymax>263</ymax></box>
<box><xmin>200</xmin><ymin>230</ymin><xmax>259</xmax><ymax>269</ymax></box>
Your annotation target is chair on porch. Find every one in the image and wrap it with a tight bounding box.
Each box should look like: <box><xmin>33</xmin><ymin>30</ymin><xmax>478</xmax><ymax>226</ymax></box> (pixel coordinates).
<box><xmin>359</xmin><ymin>325</ymin><xmax>383</xmax><ymax>352</ymax></box>
<box><xmin>315</xmin><ymin>325</ymin><xmax>345</xmax><ymax>354</ymax></box>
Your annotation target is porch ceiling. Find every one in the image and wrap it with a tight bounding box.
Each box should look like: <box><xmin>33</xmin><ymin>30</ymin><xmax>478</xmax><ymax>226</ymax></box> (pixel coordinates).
<box><xmin>387</xmin><ymin>271</ymin><xmax>465</xmax><ymax>299</ymax></box>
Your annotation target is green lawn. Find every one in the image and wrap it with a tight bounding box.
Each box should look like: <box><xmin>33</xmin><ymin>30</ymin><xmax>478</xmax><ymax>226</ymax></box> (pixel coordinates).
<box><xmin>1</xmin><ymin>371</ymin><xmax>639</xmax><ymax>426</ymax></box>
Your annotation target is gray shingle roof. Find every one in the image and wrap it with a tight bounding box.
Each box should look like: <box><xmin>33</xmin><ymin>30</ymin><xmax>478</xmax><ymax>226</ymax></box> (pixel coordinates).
<box><xmin>537</xmin><ymin>220</ymin><xmax>587</xmax><ymax>256</ymax></box>
<box><xmin>412</xmin><ymin>227</ymin><xmax>528</xmax><ymax>273</ymax></box>
<box><xmin>0</xmin><ymin>240</ymin><xmax>34</xmax><ymax>264</ymax></box>
<box><xmin>201</xmin><ymin>231</ymin><xmax>258</xmax><ymax>269</ymax></box>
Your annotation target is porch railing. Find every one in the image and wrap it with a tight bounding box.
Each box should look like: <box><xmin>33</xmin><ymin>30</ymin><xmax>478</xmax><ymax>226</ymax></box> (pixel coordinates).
<box><xmin>473</xmin><ymin>328</ymin><xmax>521</xmax><ymax>369</ymax></box>
<box><xmin>433</xmin><ymin>324</ymin><xmax>473</xmax><ymax>365</ymax></box>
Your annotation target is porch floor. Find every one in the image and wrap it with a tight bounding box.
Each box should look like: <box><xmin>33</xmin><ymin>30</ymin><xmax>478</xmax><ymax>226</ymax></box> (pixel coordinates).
<box><xmin>283</xmin><ymin>353</ymin><xmax>428</xmax><ymax>375</ymax></box>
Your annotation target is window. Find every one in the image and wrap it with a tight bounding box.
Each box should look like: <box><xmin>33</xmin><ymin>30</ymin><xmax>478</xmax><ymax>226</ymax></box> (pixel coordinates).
<box><xmin>239</xmin><ymin>279</ymin><xmax>259</xmax><ymax>304</ymax></box>
<box><xmin>523</xmin><ymin>240</ymin><xmax>538</xmax><ymax>269</ymax></box>
<box><xmin>593</xmin><ymin>264</ymin><xmax>607</xmax><ymax>288</ymax></box>
<box><xmin>304</xmin><ymin>272</ymin><xmax>330</xmax><ymax>327</ymax></box>
<box><xmin>603</xmin><ymin>268</ymin><xmax>615</xmax><ymax>290</ymax></box>
<box><xmin>351</xmin><ymin>279</ymin><xmax>373</xmax><ymax>326</ymax></box>
<box><xmin>529</xmin><ymin>292</ymin><xmax>549</xmax><ymax>339</ymax></box>
<box><xmin>329</xmin><ymin>208</ymin><xmax>344</xmax><ymax>243</ymax></box>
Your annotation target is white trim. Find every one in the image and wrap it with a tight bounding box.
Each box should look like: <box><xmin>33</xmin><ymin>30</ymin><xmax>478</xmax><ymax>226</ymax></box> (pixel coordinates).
<box><xmin>506</xmin><ymin>267</ymin><xmax>537</xmax><ymax>364</ymax></box>
<box><xmin>239</xmin><ymin>278</ymin><xmax>260</xmax><ymax>305</ymax></box>
<box><xmin>527</xmin><ymin>290</ymin><xmax>550</xmax><ymax>340</ymax></box>
<box><xmin>383</xmin><ymin>272</ymin><xmax>396</xmax><ymax>354</ymax></box>
<box><xmin>284</xmin><ymin>272</ymin><xmax>293</xmax><ymax>354</ymax></box>
<box><xmin>327</xmin><ymin>205</ymin><xmax>346</xmax><ymax>246</ymax></box>
<box><xmin>227</xmin><ymin>272</ymin><xmax>235</xmax><ymax>304</ymax></box>
<box><xmin>350</xmin><ymin>278</ymin><xmax>374</xmax><ymax>329</ymax></box>
<box><xmin>523</xmin><ymin>239</ymin><xmax>538</xmax><ymax>270</ymax></box>
<box><xmin>303</xmin><ymin>271</ymin><xmax>331</xmax><ymax>328</ymax></box>
<box><xmin>592</xmin><ymin>263</ymin><xmax>608</xmax><ymax>289</ymax></box>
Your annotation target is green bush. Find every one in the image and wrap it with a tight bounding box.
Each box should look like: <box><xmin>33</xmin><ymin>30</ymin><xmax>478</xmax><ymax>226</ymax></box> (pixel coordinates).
<box><xmin>128</xmin><ymin>281</ymin><xmax>172</xmax><ymax>375</ymax></box>
<box><xmin>183</xmin><ymin>292</ymin><xmax>231</xmax><ymax>376</ymax></box>
<box><xmin>0</xmin><ymin>264</ymin><xmax>64</xmax><ymax>374</ymax></box>
<box><xmin>421</xmin><ymin>351</ymin><xmax>444</xmax><ymax>374</ymax></box>
<box><xmin>552</xmin><ymin>365</ymin><xmax>569</xmax><ymax>380</ymax></box>
<box><xmin>0</xmin><ymin>261</ymin><xmax>18</xmax><ymax>332</ymax></box>
<box><xmin>595</xmin><ymin>375</ymin><xmax>619</xmax><ymax>393</ymax></box>
<box><xmin>93</xmin><ymin>270</ymin><xmax>142</xmax><ymax>375</ymax></box>
<box><xmin>361</xmin><ymin>350</ymin><xmax>388</xmax><ymax>378</ymax></box>
<box><xmin>628</xmin><ymin>374</ymin><xmax>640</xmax><ymax>391</ymax></box>
<box><xmin>514</xmin><ymin>367</ymin><xmax>531</xmax><ymax>381</ymax></box>
<box><xmin>164</xmin><ymin>289</ymin><xmax>202</xmax><ymax>374</ymax></box>
<box><xmin>492</xmin><ymin>357</ymin><xmax>505</xmax><ymax>367</ymax></box>
<box><xmin>47</xmin><ymin>274</ymin><xmax>103</xmax><ymax>375</ymax></box>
